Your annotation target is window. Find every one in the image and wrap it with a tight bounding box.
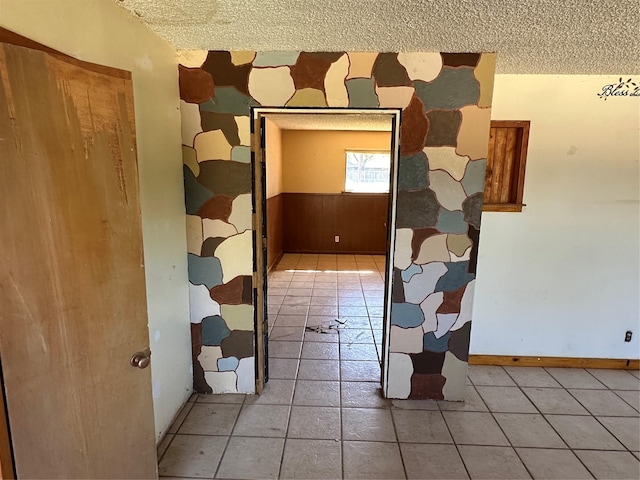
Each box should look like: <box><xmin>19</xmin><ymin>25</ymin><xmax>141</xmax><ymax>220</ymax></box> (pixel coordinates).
<box><xmin>483</xmin><ymin>120</ymin><xmax>530</xmax><ymax>212</ymax></box>
<box><xmin>345</xmin><ymin>150</ymin><xmax>391</xmax><ymax>193</ymax></box>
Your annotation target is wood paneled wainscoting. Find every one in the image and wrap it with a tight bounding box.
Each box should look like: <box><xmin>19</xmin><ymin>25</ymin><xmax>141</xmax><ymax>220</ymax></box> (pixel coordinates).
<box><xmin>280</xmin><ymin>192</ymin><xmax>389</xmax><ymax>255</ymax></box>
<box><xmin>266</xmin><ymin>193</ymin><xmax>284</xmax><ymax>272</ymax></box>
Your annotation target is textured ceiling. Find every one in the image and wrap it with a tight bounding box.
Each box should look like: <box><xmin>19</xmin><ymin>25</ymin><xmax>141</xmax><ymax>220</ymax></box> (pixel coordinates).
<box><xmin>115</xmin><ymin>0</ymin><xmax>639</xmax><ymax>74</ymax></box>
<box><xmin>266</xmin><ymin>112</ymin><xmax>393</xmax><ymax>131</ymax></box>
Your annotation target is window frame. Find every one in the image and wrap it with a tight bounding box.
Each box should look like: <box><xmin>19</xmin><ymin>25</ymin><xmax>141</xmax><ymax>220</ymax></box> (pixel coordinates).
<box><xmin>483</xmin><ymin>120</ymin><xmax>531</xmax><ymax>212</ymax></box>
<box><xmin>343</xmin><ymin>149</ymin><xmax>392</xmax><ymax>194</ymax></box>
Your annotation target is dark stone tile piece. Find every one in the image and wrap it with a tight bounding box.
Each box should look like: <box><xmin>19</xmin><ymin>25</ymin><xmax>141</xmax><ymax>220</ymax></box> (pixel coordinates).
<box><xmin>188</xmin><ymin>254</ymin><xmax>223</xmax><ymax>289</ymax></box>
<box><xmin>409</xmin><ymin>374</ymin><xmax>446</xmax><ymax>400</ymax></box>
<box><xmin>372</xmin><ymin>52</ymin><xmax>412</xmax><ymax>87</ymax></box>
<box><xmin>198</xmin><ymin>160</ymin><xmax>251</xmax><ymax>197</ymax></box>
<box><xmin>346</xmin><ymin>78</ymin><xmax>379</xmax><ymax>108</ymax></box>
<box><xmin>192</xmin><ymin>323</ymin><xmax>213</xmax><ymax>394</ymax></box>
<box><xmin>423</xmin><ymin>331</ymin><xmax>452</xmax><ymax>353</ymax></box>
<box><xmin>221</xmin><ymin>330</ymin><xmax>254</xmax><ymax>359</ymax></box>
<box><xmin>184</xmin><ymin>165</ymin><xmax>214</xmax><ymax>215</ymax></box>
<box><xmin>210</xmin><ymin>275</ymin><xmax>246</xmax><ymax>305</ymax></box>
<box><xmin>448</xmin><ymin>322</ymin><xmax>471</xmax><ymax>361</ymax></box>
<box><xmin>437</xmin><ymin>285</ymin><xmax>466</xmax><ymax>314</ymax></box>
<box><xmin>467</xmin><ymin>225</ymin><xmax>480</xmax><ymax>275</ymax></box>
<box><xmin>396</xmin><ymin>188</ymin><xmax>439</xmax><ymax>229</ymax></box>
<box><xmin>400</xmin><ymin>96</ymin><xmax>429</xmax><ymax>155</ymax></box>
<box><xmin>290</xmin><ymin>52</ymin><xmax>332</xmax><ymax>90</ymax></box>
<box><xmin>414</xmin><ymin>68</ymin><xmax>480</xmax><ymax>110</ymax></box>
<box><xmin>425</xmin><ymin>110</ymin><xmax>462</xmax><ymax>147</ymax></box>
<box><xmin>392</xmin><ymin>268</ymin><xmax>406</xmax><ymax>303</ymax></box>
<box><xmin>463</xmin><ymin>192</ymin><xmax>484</xmax><ymax>229</ymax></box>
<box><xmin>435</xmin><ymin>262</ymin><xmax>474</xmax><ymax>293</ymax></box>
<box><xmin>200</xmin><ymin>87</ymin><xmax>257</xmax><ymax>116</ymax></box>
<box><xmin>202</xmin><ymin>315</ymin><xmax>232</xmax><ymax>346</ymax></box>
<box><xmin>242</xmin><ymin>276</ymin><xmax>253</xmax><ymax>305</ymax></box>
<box><xmin>441</xmin><ymin>53</ymin><xmax>481</xmax><ymax>68</ymax></box>
<box><xmin>437</xmin><ymin>209</ymin><xmax>468</xmax><ymax>234</ymax></box>
<box><xmin>306</xmin><ymin>52</ymin><xmax>346</xmax><ymax>63</ymax></box>
<box><xmin>201</xmin><ymin>51</ymin><xmax>251</xmax><ymax>95</ymax></box>
<box><xmin>200</xmin><ymin>111</ymin><xmax>241</xmax><ymax>146</ymax></box>
<box><xmin>410</xmin><ymin>350</ymin><xmax>446</xmax><ymax>375</ymax></box>
<box><xmin>197</xmin><ymin>194</ymin><xmax>233</xmax><ymax>221</ymax></box>
<box><xmin>411</xmin><ymin>227</ymin><xmax>440</xmax><ymax>261</ymax></box>
<box><xmin>391</xmin><ymin>302</ymin><xmax>425</xmax><ymax>328</ymax></box>
<box><xmin>201</xmin><ymin>237</ymin><xmax>226</xmax><ymax>257</ymax></box>
<box><xmin>179</xmin><ymin>65</ymin><xmax>214</xmax><ymax>103</ymax></box>
<box><xmin>398</xmin><ymin>151</ymin><xmax>429</xmax><ymax>191</ymax></box>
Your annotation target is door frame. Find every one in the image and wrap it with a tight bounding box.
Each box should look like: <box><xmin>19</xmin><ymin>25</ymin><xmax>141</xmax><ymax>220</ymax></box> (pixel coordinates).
<box><xmin>251</xmin><ymin>107</ymin><xmax>402</xmax><ymax>395</ymax></box>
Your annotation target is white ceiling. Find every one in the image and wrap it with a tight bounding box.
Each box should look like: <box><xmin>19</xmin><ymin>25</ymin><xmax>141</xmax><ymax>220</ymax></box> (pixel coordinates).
<box><xmin>115</xmin><ymin>0</ymin><xmax>639</xmax><ymax>74</ymax></box>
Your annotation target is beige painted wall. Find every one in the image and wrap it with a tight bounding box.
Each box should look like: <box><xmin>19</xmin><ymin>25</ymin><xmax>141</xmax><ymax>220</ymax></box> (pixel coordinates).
<box><xmin>282</xmin><ymin>130</ymin><xmax>392</xmax><ymax>193</ymax></box>
<box><xmin>0</xmin><ymin>0</ymin><xmax>191</xmax><ymax>441</ymax></box>
<box><xmin>265</xmin><ymin>118</ymin><xmax>283</xmax><ymax>198</ymax></box>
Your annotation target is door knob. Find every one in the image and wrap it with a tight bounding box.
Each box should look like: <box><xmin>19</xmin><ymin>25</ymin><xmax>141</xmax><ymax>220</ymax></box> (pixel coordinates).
<box><xmin>130</xmin><ymin>348</ymin><xmax>151</xmax><ymax>369</ymax></box>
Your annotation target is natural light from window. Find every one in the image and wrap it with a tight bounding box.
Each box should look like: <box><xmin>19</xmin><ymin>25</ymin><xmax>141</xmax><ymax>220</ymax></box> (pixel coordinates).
<box><xmin>345</xmin><ymin>151</ymin><xmax>391</xmax><ymax>193</ymax></box>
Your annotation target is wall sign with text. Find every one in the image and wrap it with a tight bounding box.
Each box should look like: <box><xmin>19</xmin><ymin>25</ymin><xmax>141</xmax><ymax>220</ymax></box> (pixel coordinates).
<box><xmin>598</xmin><ymin>78</ymin><xmax>639</xmax><ymax>99</ymax></box>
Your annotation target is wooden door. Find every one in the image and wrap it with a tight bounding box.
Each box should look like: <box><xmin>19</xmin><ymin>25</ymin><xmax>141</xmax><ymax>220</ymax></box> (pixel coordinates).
<box><xmin>0</xmin><ymin>40</ymin><xmax>157</xmax><ymax>478</ymax></box>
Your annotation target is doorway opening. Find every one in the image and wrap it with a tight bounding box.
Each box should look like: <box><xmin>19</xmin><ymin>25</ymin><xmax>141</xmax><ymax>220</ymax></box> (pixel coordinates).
<box><xmin>252</xmin><ymin>108</ymin><xmax>401</xmax><ymax>396</ymax></box>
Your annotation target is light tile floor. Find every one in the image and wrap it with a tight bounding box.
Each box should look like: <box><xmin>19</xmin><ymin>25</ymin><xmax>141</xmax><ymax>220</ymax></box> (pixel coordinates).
<box><xmin>159</xmin><ymin>254</ymin><xmax>640</xmax><ymax>479</ymax></box>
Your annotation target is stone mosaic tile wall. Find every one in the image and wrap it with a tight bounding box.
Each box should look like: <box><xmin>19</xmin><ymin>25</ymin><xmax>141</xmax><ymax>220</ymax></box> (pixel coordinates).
<box><xmin>179</xmin><ymin>51</ymin><xmax>495</xmax><ymax>399</ymax></box>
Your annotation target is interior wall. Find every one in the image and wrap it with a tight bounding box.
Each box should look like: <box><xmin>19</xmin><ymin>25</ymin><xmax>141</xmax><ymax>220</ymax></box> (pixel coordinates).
<box><xmin>266</xmin><ymin>119</ymin><xmax>283</xmax><ymax>198</ymax></box>
<box><xmin>282</xmin><ymin>130</ymin><xmax>392</xmax><ymax>193</ymax></box>
<box><xmin>471</xmin><ymin>74</ymin><xmax>640</xmax><ymax>359</ymax></box>
<box><xmin>180</xmin><ymin>51</ymin><xmax>496</xmax><ymax>401</ymax></box>
<box><xmin>265</xmin><ymin>119</ymin><xmax>284</xmax><ymax>269</ymax></box>
<box><xmin>0</xmin><ymin>0</ymin><xmax>191</xmax><ymax>440</ymax></box>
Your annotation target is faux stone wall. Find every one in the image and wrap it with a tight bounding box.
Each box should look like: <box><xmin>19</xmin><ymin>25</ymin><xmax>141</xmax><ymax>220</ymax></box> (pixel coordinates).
<box><xmin>179</xmin><ymin>51</ymin><xmax>495</xmax><ymax>399</ymax></box>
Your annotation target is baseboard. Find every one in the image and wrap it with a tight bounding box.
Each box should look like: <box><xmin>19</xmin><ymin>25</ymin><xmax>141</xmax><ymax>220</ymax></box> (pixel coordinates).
<box><xmin>267</xmin><ymin>251</ymin><xmax>284</xmax><ymax>275</ymax></box>
<box><xmin>468</xmin><ymin>355</ymin><xmax>640</xmax><ymax>370</ymax></box>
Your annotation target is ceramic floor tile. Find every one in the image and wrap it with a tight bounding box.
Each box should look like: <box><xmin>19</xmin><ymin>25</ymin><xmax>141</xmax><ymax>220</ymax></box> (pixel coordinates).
<box><xmin>587</xmin><ymin>369</ymin><xmax>640</xmax><ymax>390</ymax></box>
<box><xmin>301</xmin><ymin>341</ymin><xmax>339</xmax><ymax>360</ymax></box>
<box><xmin>569</xmin><ymin>389</ymin><xmax>638</xmax><ymax>416</ymax></box>
<box><xmin>178</xmin><ymin>403</ymin><xmax>240</xmax><ymax>436</ymax></box>
<box><xmin>281</xmin><ymin>295</ymin><xmax>311</xmax><ymax>306</ymax></box>
<box><xmin>312</xmin><ymin>288</ymin><xmax>338</xmax><ymax>297</ymax></box>
<box><xmin>298</xmin><ymin>358</ymin><xmax>340</xmax><ymax>381</ymax></box>
<box><xmin>293</xmin><ymin>380</ymin><xmax>341</xmax><ymax>407</ymax></box>
<box><xmin>476</xmin><ymin>386</ymin><xmax>537</xmax><ymax>413</ymax></box>
<box><xmin>268</xmin><ymin>340</ymin><xmax>302</xmax><ymax>359</ymax></box>
<box><xmin>342</xmin><ymin>407</ymin><xmax>397</xmax><ymax>441</ymax></box>
<box><xmin>339</xmin><ymin>297</ymin><xmax>367</xmax><ymax>307</ymax></box>
<box><xmin>504</xmin><ymin>367</ymin><xmax>562</xmax><ymax>388</ymax></box>
<box><xmin>343</xmin><ymin>441</ymin><xmax>405</xmax><ymax>479</ymax></box>
<box><xmin>339</xmin><ymin>329</ymin><xmax>374</xmax><ymax>344</ymax></box>
<box><xmin>457</xmin><ymin>445</ymin><xmax>530</xmax><ymax>479</ymax></box>
<box><xmin>273</xmin><ymin>314</ymin><xmax>307</xmax><ymax>327</ymax></box>
<box><xmin>268</xmin><ymin>358</ymin><xmax>299</xmax><ymax>380</ymax></box>
<box><xmin>442</xmin><ymin>411</ymin><xmax>509</xmax><ymax>446</ymax></box>
<box><xmin>341</xmin><ymin>360</ymin><xmax>381</xmax><ymax>382</ymax></box>
<box><xmin>340</xmin><ymin>316</ymin><xmax>372</xmax><ymax>329</ymax></box>
<box><xmin>215</xmin><ymin>437</ymin><xmax>285</xmax><ymax>480</ymax></box>
<box><xmin>157</xmin><ymin>433</ymin><xmax>174</xmax><ymax>460</ymax></box>
<box><xmin>597</xmin><ymin>416</ymin><xmax>640</xmax><ymax>450</ymax></box>
<box><xmin>516</xmin><ymin>448</ymin><xmax>593</xmax><ymax>480</ymax></box>
<box><xmin>233</xmin><ymin>404</ymin><xmax>290</xmax><ymax>437</ymax></box>
<box><xmin>196</xmin><ymin>393</ymin><xmax>246</xmax><ymax>404</ymax></box>
<box><xmin>309</xmin><ymin>296</ymin><xmax>338</xmax><ymax>306</ymax></box>
<box><xmin>269</xmin><ymin>326</ymin><xmax>305</xmax><ymax>342</ymax></box>
<box><xmin>286</xmin><ymin>288</ymin><xmax>313</xmax><ymax>297</ymax></box>
<box><xmin>574</xmin><ymin>450</ymin><xmax>640</xmax><ymax>480</ymax></box>
<box><xmin>545</xmin><ymin>368</ymin><xmax>607</xmax><ymax>389</ymax></box>
<box><xmin>522</xmin><ymin>387</ymin><xmax>589</xmax><ymax>415</ymax></box>
<box><xmin>467</xmin><ymin>366</ymin><xmax>515</xmax><ymax>386</ymax></box>
<box><xmin>159</xmin><ymin>434</ymin><xmax>227</xmax><ymax>478</ymax></box>
<box><xmin>367</xmin><ymin>306</ymin><xmax>384</xmax><ymax>316</ymax></box>
<box><xmin>287</xmin><ymin>406</ymin><xmax>341</xmax><ymax>439</ymax></box>
<box><xmin>309</xmin><ymin>305</ymin><xmax>339</xmax><ymax>316</ymax></box>
<box><xmin>244</xmin><ymin>379</ymin><xmax>295</xmax><ymax>406</ymax></box>
<box><xmin>546</xmin><ymin>415</ymin><xmax>625</xmax><ymax>450</ymax></box>
<box><xmin>278</xmin><ymin>304</ymin><xmax>309</xmax><ymax>316</ymax></box>
<box><xmin>614</xmin><ymin>390</ymin><xmax>640</xmax><ymax>411</ymax></box>
<box><xmin>280</xmin><ymin>439</ymin><xmax>342</xmax><ymax>479</ymax></box>
<box><xmin>438</xmin><ymin>385</ymin><xmax>488</xmax><ymax>412</ymax></box>
<box><xmin>341</xmin><ymin>381</ymin><xmax>389</xmax><ymax>408</ymax></box>
<box><xmin>392</xmin><ymin>409</ymin><xmax>453</xmax><ymax>443</ymax></box>
<box><xmin>494</xmin><ymin>413</ymin><xmax>566</xmax><ymax>448</ymax></box>
<box><xmin>167</xmin><ymin>401</ymin><xmax>194</xmax><ymax>434</ymax></box>
<box><xmin>339</xmin><ymin>306</ymin><xmax>370</xmax><ymax>317</ymax></box>
<box><xmin>340</xmin><ymin>342</ymin><xmax>379</xmax><ymax>361</ymax></box>
<box><xmin>391</xmin><ymin>398</ymin><xmax>440</xmax><ymax>410</ymax></box>
<box><xmin>400</xmin><ymin>443</ymin><xmax>469</xmax><ymax>479</ymax></box>
<box><xmin>304</xmin><ymin>330</ymin><xmax>340</xmax><ymax>343</ymax></box>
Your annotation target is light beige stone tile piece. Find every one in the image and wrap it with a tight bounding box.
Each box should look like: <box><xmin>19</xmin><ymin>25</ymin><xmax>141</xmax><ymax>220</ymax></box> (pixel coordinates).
<box><xmin>194</xmin><ymin>129</ymin><xmax>232</xmax><ymax>161</ymax></box>
<box><xmin>248</xmin><ymin>66</ymin><xmax>295</xmax><ymax>106</ymax></box>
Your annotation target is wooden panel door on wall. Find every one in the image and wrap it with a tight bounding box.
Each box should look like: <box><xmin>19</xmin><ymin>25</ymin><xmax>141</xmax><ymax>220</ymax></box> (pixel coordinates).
<box><xmin>0</xmin><ymin>42</ymin><xmax>157</xmax><ymax>478</ymax></box>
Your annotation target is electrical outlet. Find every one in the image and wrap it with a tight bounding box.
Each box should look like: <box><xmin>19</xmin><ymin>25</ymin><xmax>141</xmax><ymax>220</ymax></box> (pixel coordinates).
<box><xmin>625</xmin><ymin>331</ymin><xmax>632</xmax><ymax>342</ymax></box>
<box><xmin>334</xmin><ymin>235</ymin><xmax>340</xmax><ymax>243</ymax></box>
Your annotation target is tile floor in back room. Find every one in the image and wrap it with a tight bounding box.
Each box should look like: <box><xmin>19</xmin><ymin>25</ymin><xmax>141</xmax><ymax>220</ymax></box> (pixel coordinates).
<box><xmin>158</xmin><ymin>253</ymin><xmax>640</xmax><ymax>480</ymax></box>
